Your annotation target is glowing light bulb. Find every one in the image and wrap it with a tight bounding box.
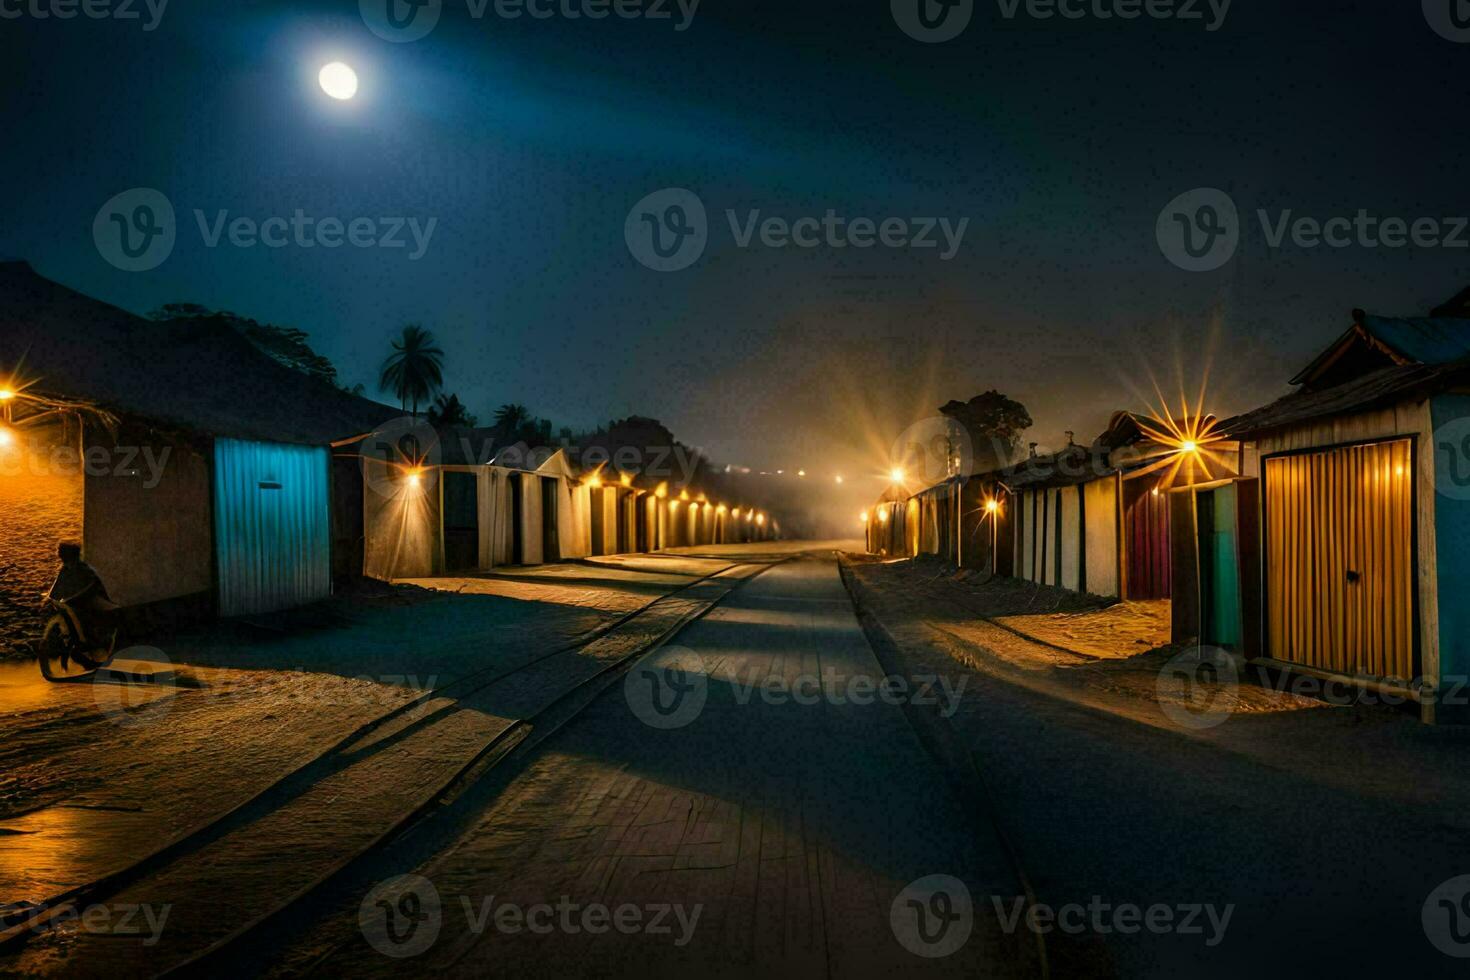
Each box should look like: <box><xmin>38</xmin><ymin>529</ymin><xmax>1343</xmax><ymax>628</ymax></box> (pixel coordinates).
<box><xmin>986</xmin><ymin>499</ymin><xmax>999</xmax><ymax>513</ymax></box>
<box><xmin>0</xmin><ymin>427</ymin><xmax>12</xmax><ymax>447</ymax></box>
<box><xmin>0</xmin><ymin>389</ymin><xmax>14</xmax><ymax>401</ymax></box>
<box><xmin>890</xmin><ymin>468</ymin><xmax>905</xmax><ymax>483</ymax></box>
<box><xmin>1181</xmin><ymin>440</ymin><xmax>1198</xmax><ymax>453</ymax></box>
<box><xmin>835</xmin><ymin>475</ymin><xmax>844</xmax><ymax>484</ymax></box>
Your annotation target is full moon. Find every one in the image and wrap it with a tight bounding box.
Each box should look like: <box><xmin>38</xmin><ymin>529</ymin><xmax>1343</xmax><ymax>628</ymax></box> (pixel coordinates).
<box><xmin>318</xmin><ymin>62</ymin><xmax>358</xmax><ymax>100</ymax></box>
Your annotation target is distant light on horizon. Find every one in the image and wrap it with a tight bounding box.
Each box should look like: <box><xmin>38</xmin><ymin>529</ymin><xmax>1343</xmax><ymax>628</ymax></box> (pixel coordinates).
<box><xmin>319</xmin><ymin>62</ymin><xmax>359</xmax><ymax>101</ymax></box>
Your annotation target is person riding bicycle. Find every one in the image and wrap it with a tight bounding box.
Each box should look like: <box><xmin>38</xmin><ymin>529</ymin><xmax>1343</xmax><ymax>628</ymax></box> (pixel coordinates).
<box><xmin>42</xmin><ymin>542</ymin><xmax>120</xmax><ymax>643</ymax></box>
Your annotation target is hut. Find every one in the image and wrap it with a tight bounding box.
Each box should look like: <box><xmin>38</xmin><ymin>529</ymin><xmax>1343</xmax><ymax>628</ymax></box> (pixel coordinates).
<box><xmin>1002</xmin><ymin>414</ymin><xmax>1236</xmax><ymax>599</ymax></box>
<box><xmin>0</xmin><ymin>261</ymin><xmax>397</xmax><ymax>620</ymax></box>
<box><xmin>359</xmin><ymin>436</ymin><xmax>599</xmax><ymax>578</ymax></box>
<box><xmin>1197</xmin><ymin>303</ymin><xmax>1470</xmax><ymax>722</ymax></box>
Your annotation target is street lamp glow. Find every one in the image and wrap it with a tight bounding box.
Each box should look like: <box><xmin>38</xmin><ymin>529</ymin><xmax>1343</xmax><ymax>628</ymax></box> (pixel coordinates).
<box><xmin>319</xmin><ymin>62</ymin><xmax>359</xmax><ymax>100</ymax></box>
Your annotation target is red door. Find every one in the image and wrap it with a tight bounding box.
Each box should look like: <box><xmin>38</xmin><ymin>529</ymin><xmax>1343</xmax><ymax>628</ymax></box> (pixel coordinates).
<box><xmin>1124</xmin><ymin>479</ymin><xmax>1171</xmax><ymax>599</ymax></box>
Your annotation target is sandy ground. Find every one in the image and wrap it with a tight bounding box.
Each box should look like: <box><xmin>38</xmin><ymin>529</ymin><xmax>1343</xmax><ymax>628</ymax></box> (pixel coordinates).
<box><xmin>0</xmin><ymin>471</ymin><xmax>81</xmax><ymax>654</ymax></box>
<box><xmin>843</xmin><ymin>556</ymin><xmax>1470</xmax><ymax>977</ymax></box>
<box><xmin>0</xmin><ymin>554</ymin><xmax>736</xmax><ymax>917</ymax></box>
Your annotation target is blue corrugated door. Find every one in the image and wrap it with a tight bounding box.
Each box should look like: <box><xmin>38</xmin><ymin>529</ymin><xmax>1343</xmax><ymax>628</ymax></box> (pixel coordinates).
<box><xmin>214</xmin><ymin>438</ymin><xmax>332</xmax><ymax>617</ymax></box>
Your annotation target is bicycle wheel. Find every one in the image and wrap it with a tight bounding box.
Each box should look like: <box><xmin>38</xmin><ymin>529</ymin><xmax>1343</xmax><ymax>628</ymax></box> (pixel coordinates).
<box><xmin>36</xmin><ymin>615</ymin><xmax>94</xmax><ymax>681</ymax></box>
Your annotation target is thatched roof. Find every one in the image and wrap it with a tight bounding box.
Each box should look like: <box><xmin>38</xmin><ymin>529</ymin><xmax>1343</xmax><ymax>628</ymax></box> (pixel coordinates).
<box><xmin>0</xmin><ymin>262</ymin><xmax>398</xmax><ymax>445</ymax></box>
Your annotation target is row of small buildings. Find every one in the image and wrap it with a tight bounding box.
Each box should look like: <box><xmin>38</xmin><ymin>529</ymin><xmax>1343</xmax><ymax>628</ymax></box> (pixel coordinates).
<box><xmin>866</xmin><ymin>285</ymin><xmax>1470</xmax><ymax>724</ymax></box>
<box><xmin>0</xmin><ymin>262</ymin><xmax>776</xmax><ymax>625</ymax></box>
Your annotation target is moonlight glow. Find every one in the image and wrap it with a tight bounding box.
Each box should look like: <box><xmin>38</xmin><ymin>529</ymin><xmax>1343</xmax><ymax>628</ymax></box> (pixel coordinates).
<box><xmin>318</xmin><ymin>62</ymin><xmax>358</xmax><ymax>100</ymax></box>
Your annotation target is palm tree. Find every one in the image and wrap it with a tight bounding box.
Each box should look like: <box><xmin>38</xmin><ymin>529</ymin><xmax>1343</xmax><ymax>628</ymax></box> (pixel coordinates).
<box><xmin>493</xmin><ymin>403</ymin><xmax>531</xmax><ymax>431</ymax></box>
<box><xmin>428</xmin><ymin>393</ymin><xmax>477</xmax><ymax>428</ymax></box>
<box><xmin>379</xmin><ymin>325</ymin><xmax>444</xmax><ymax>417</ymax></box>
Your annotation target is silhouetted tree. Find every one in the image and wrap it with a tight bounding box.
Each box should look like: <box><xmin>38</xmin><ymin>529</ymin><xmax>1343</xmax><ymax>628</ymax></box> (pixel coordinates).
<box><xmin>379</xmin><ymin>325</ymin><xmax>444</xmax><ymax>417</ymax></box>
<box><xmin>938</xmin><ymin>390</ymin><xmax>1033</xmax><ymax>471</ymax></box>
<box><xmin>493</xmin><ymin>403</ymin><xmax>531</xmax><ymax>430</ymax></box>
<box><xmin>428</xmin><ymin>393</ymin><xmax>477</xmax><ymax>428</ymax></box>
<box><xmin>150</xmin><ymin>304</ymin><xmax>343</xmax><ymax>389</ymax></box>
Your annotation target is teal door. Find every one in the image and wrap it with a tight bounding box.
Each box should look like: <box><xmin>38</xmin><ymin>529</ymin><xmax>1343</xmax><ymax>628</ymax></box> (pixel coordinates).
<box><xmin>1199</xmin><ymin>485</ymin><xmax>1241</xmax><ymax>648</ymax></box>
<box><xmin>214</xmin><ymin>439</ymin><xmax>332</xmax><ymax>617</ymax></box>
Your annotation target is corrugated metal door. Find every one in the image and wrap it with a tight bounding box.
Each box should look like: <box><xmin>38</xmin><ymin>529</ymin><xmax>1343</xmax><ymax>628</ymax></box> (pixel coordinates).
<box><xmin>1124</xmin><ymin>480</ymin><xmax>1171</xmax><ymax>599</ymax></box>
<box><xmin>1265</xmin><ymin>440</ymin><xmax>1413</xmax><ymax>680</ymax></box>
<box><xmin>214</xmin><ymin>438</ymin><xmax>332</xmax><ymax>617</ymax></box>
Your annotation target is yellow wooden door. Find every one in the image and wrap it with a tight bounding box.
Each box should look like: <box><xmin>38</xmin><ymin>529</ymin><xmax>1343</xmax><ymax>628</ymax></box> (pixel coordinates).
<box><xmin>1264</xmin><ymin>440</ymin><xmax>1413</xmax><ymax>680</ymax></box>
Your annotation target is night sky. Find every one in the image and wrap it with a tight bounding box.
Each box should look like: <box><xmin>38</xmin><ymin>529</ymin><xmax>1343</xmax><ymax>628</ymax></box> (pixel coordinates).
<box><xmin>3</xmin><ymin>0</ymin><xmax>1468</xmax><ymax>518</ymax></box>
